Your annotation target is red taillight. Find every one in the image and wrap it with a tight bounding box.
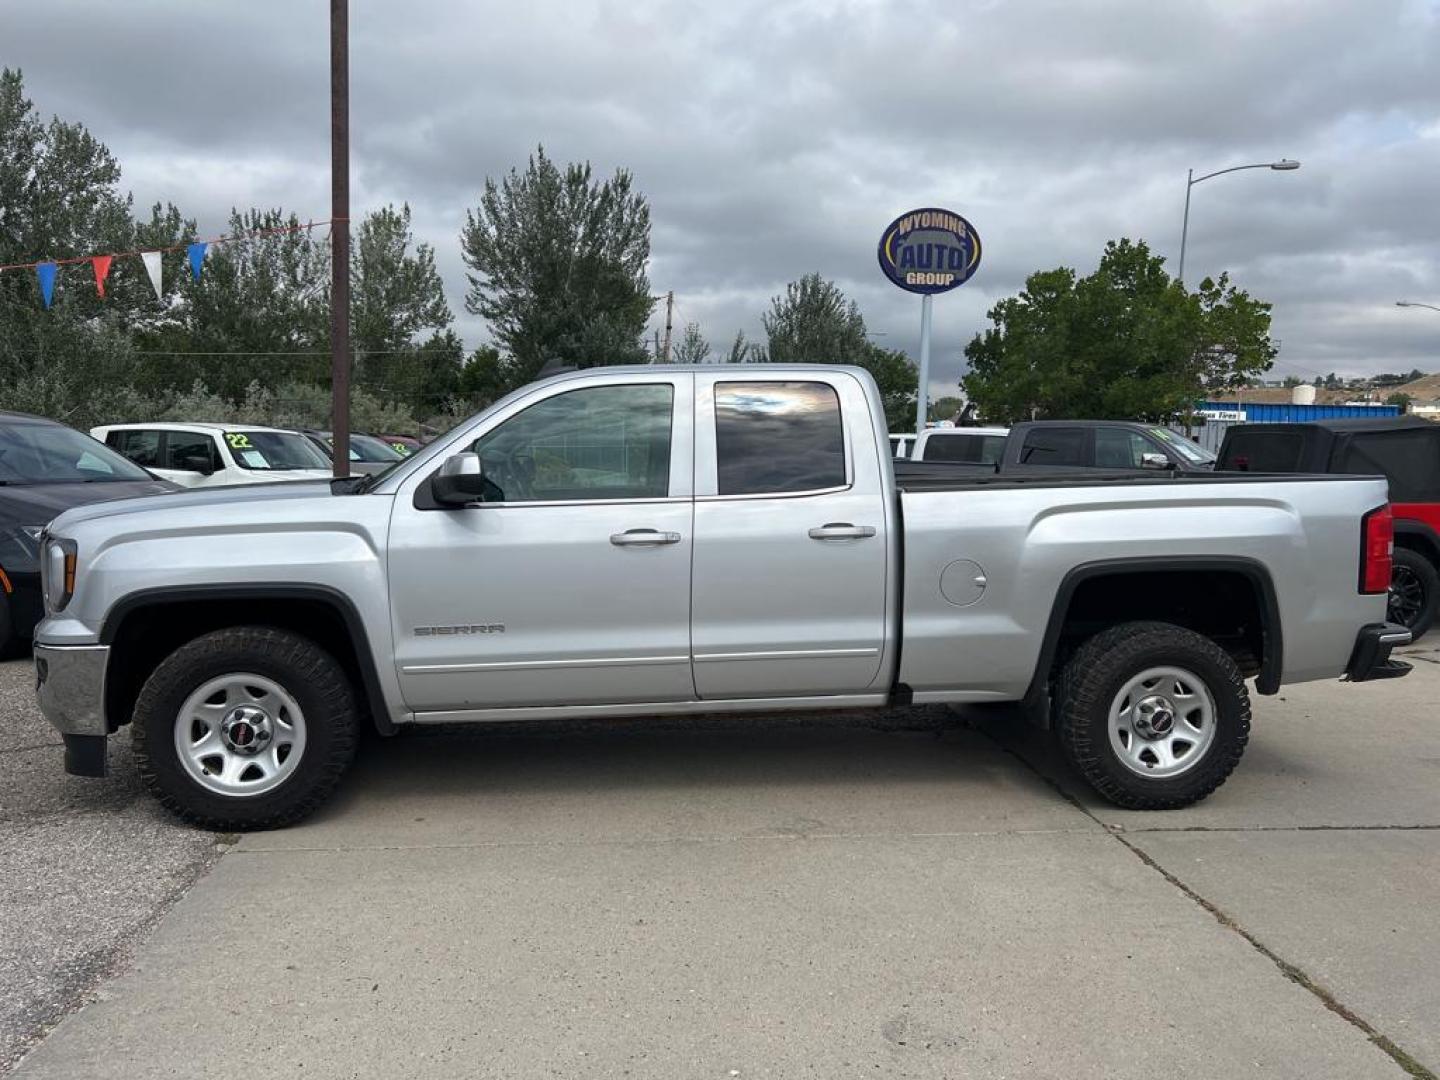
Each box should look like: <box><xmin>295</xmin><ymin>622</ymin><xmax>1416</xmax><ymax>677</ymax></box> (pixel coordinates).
<box><xmin>1361</xmin><ymin>505</ymin><xmax>1394</xmax><ymax>594</ymax></box>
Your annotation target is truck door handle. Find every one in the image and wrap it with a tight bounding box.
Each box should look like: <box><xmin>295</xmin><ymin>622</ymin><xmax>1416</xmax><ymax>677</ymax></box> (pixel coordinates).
<box><xmin>610</xmin><ymin>529</ymin><xmax>682</xmax><ymax>546</ymax></box>
<box><xmin>808</xmin><ymin>523</ymin><xmax>877</xmax><ymax>541</ymax></box>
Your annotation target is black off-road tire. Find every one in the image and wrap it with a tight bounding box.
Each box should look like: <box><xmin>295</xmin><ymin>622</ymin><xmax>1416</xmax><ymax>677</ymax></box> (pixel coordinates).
<box><xmin>1053</xmin><ymin>621</ymin><xmax>1250</xmax><ymax>810</ymax></box>
<box><xmin>132</xmin><ymin>626</ymin><xmax>358</xmax><ymax>830</ymax></box>
<box><xmin>1389</xmin><ymin>548</ymin><xmax>1438</xmax><ymax>640</ymax></box>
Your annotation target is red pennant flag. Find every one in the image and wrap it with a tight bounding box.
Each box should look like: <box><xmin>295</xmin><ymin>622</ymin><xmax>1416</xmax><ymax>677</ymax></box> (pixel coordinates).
<box><xmin>92</xmin><ymin>255</ymin><xmax>113</xmax><ymax>298</ymax></box>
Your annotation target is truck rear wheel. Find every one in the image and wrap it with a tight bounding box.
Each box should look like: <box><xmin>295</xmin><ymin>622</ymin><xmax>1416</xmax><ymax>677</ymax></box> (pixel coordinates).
<box><xmin>1053</xmin><ymin>621</ymin><xmax>1250</xmax><ymax>810</ymax></box>
<box><xmin>1388</xmin><ymin>548</ymin><xmax>1438</xmax><ymax>640</ymax></box>
<box><xmin>132</xmin><ymin>626</ymin><xmax>358</xmax><ymax>830</ymax></box>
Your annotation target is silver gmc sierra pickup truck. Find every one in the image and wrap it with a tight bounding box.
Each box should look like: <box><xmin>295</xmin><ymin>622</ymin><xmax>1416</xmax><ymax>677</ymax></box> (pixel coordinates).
<box><xmin>32</xmin><ymin>365</ymin><xmax>1412</xmax><ymax>829</ymax></box>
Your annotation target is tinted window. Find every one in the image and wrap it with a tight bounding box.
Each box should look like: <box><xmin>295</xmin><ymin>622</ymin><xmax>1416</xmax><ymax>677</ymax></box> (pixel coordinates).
<box><xmin>1222</xmin><ymin>431</ymin><xmax>1305</xmax><ymax>472</ymax></box>
<box><xmin>0</xmin><ymin>422</ymin><xmax>152</xmax><ymax>484</ymax></box>
<box><xmin>715</xmin><ymin>382</ymin><xmax>845</xmax><ymax>495</ymax></box>
<box><xmin>1337</xmin><ymin>430</ymin><xmax>1440</xmax><ymax>502</ymax></box>
<box><xmin>1094</xmin><ymin>428</ymin><xmax>1152</xmax><ymax>468</ymax></box>
<box><xmin>162</xmin><ymin>432</ymin><xmax>219</xmax><ymax>472</ymax></box>
<box><xmin>110</xmin><ymin>429</ymin><xmax>162</xmax><ymax>468</ymax></box>
<box><xmin>1018</xmin><ymin>427</ymin><xmax>1087</xmax><ymax>467</ymax></box>
<box><xmin>922</xmin><ymin>432</ymin><xmax>1007</xmax><ymax>464</ymax></box>
<box><xmin>349</xmin><ymin>434</ymin><xmax>403</xmax><ymax>463</ymax></box>
<box><xmin>470</xmin><ymin>384</ymin><xmax>674</xmax><ymax>502</ymax></box>
<box><xmin>225</xmin><ymin>431</ymin><xmax>332</xmax><ymax>471</ymax></box>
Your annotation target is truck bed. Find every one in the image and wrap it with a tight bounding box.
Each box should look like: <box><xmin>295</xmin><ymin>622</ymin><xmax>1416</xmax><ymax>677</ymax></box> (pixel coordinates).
<box><xmin>893</xmin><ymin>460</ymin><xmax>1374</xmax><ymax>492</ymax></box>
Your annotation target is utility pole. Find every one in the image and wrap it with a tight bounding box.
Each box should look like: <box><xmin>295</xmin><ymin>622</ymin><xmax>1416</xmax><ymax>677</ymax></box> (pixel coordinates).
<box><xmin>329</xmin><ymin>0</ymin><xmax>351</xmax><ymax>478</ymax></box>
<box><xmin>661</xmin><ymin>291</ymin><xmax>674</xmax><ymax>364</ymax></box>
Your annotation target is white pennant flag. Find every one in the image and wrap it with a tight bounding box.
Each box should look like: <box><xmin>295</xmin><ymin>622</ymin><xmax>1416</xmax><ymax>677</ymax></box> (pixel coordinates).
<box><xmin>140</xmin><ymin>251</ymin><xmax>163</xmax><ymax>301</ymax></box>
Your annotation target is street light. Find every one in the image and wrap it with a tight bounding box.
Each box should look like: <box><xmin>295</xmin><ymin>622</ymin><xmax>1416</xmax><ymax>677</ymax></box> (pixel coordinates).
<box><xmin>1178</xmin><ymin>159</ymin><xmax>1300</xmax><ymax>285</ymax></box>
<box><xmin>1397</xmin><ymin>300</ymin><xmax>1440</xmax><ymax>313</ymax></box>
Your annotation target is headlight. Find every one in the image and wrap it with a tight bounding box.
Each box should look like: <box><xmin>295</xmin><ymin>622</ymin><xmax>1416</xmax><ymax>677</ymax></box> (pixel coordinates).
<box><xmin>42</xmin><ymin>537</ymin><xmax>78</xmax><ymax>612</ymax></box>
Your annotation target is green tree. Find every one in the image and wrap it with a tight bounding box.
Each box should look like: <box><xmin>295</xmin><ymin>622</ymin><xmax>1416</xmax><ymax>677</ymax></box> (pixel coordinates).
<box><xmin>671</xmin><ymin>322</ymin><xmax>711</xmax><ymax>364</ymax></box>
<box><xmin>0</xmin><ymin>67</ymin><xmax>191</xmax><ymax>416</ymax></box>
<box><xmin>860</xmin><ymin>343</ymin><xmax>920</xmax><ymax>431</ymax></box>
<box><xmin>460</xmin><ymin>146</ymin><xmax>654</xmax><ymax>383</ymax></box>
<box><xmin>961</xmin><ymin>239</ymin><xmax>1274</xmax><ymax>423</ymax></box>
<box><xmin>761</xmin><ymin>272</ymin><xmax>917</xmax><ymax>428</ymax></box>
<box><xmin>351</xmin><ymin>203</ymin><xmax>451</xmax><ymax>353</ymax></box>
<box><xmin>726</xmin><ymin>330</ymin><xmax>756</xmax><ymax>364</ymax></box>
<box><xmin>456</xmin><ymin>344</ymin><xmax>517</xmax><ymax>408</ymax></box>
<box><xmin>1387</xmin><ymin>392</ymin><xmax>1414</xmax><ymax>411</ymax></box>
<box><xmin>761</xmin><ymin>273</ymin><xmax>868</xmax><ymax>365</ymax></box>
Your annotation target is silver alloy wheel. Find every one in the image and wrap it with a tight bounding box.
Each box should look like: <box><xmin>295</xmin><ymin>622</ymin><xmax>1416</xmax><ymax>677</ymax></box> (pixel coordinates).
<box><xmin>1107</xmin><ymin>665</ymin><xmax>1216</xmax><ymax>779</ymax></box>
<box><xmin>174</xmin><ymin>673</ymin><xmax>307</xmax><ymax>797</ymax></box>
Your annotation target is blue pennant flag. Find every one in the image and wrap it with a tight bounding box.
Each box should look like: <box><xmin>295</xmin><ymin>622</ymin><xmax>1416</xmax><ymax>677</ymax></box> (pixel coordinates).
<box><xmin>187</xmin><ymin>241</ymin><xmax>208</xmax><ymax>282</ymax></box>
<box><xmin>35</xmin><ymin>262</ymin><xmax>58</xmax><ymax>308</ymax></box>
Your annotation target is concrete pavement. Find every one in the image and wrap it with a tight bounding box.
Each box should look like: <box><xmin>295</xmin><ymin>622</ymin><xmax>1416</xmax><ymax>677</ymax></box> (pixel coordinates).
<box><xmin>5</xmin><ymin>648</ymin><xmax>1439</xmax><ymax>1078</ymax></box>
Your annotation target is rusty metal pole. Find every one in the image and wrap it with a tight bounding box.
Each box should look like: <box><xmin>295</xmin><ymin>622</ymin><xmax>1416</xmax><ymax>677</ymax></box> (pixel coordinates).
<box><xmin>329</xmin><ymin>0</ymin><xmax>351</xmax><ymax>478</ymax></box>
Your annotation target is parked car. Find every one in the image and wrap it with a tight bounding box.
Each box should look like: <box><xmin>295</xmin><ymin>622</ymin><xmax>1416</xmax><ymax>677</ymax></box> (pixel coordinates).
<box><xmin>300</xmin><ymin>430</ymin><xmax>406</xmax><ymax>476</ymax></box>
<box><xmin>1218</xmin><ymin>416</ymin><xmax>1440</xmax><ymax>636</ymax></box>
<box><xmin>1002</xmin><ymin>421</ymin><xmax>1216</xmax><ymax>471</ymax></box>
<box><xmin>0</xmin><ymin>411</ymin><xmax>176</xmax><ymax>652</ymax></box>
<box><xmin>92</xmin><ymin>422</ymin><xmax>334</xmax><ymax>487</ymax></box>
<box><xmin>379</xmin><ymin>434</ymin><xmax>421</xmax><ymax>456</ymax></box>
<box><xmin>888</xmin><ymin>433</ymin><xmax>916</xmax><ymax>459</ymax></box>
<box><xmin>36</xmin><ymin>365</ymin><xmax>1407</xmax><ymax>829</ymax></box>
<box><xmin>910</xmin><ymin>426</ymin><xmax>1010</xmax><ymax>464</ymax></box>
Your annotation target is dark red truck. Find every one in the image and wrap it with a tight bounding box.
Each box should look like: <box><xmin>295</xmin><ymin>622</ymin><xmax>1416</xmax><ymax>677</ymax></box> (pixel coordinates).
<box><xmin>1218</xmin><ymin>416</ymin><xmax>1440</xmax><ymax>636</ymax></box>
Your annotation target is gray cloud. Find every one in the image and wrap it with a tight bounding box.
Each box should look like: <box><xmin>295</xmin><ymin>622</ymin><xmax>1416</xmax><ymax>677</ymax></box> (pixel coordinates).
<box><xmin>9</xmin><ymin>0</ymin><xmax>1440</xmax><ymax>397</ymax></box>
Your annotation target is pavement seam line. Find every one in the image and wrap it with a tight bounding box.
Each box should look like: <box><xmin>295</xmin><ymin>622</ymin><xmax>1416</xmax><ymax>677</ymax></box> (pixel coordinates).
<box><xmin>1113</xmin><ymin>833</ymin><xmax>1438</xmax><ymax>1080</ymax></box>
<box><xmin>1121</xmin><ymin>823</ymin><xmax>1440</xmax><ymax>834</ymax></box>
<box><xmin>233</xmin><ymin>825</ymin><xmax>1107</xmax><ymax>854</ymax></box>
<box><xmin>981</xmin><ymin>729</ymin><xmax>1438</xmax><ymax>1080</ymax></box>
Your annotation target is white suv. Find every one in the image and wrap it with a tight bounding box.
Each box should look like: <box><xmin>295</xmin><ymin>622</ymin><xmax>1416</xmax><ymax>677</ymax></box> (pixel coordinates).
<box><xmin>91</xmin><ymin>422</ymin><xmax>334</xmax><ymax>487</ymax></box>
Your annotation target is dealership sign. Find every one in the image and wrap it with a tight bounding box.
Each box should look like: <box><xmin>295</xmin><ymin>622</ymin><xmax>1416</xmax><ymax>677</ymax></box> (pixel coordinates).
<box><xmin>877</xmin><ymin>207</ymin><xmax>982</xmax><ymax>294</ymax></box>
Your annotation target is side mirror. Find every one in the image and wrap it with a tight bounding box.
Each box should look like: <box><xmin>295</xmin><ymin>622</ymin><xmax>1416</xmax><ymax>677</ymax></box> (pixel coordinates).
<box><xmin>431</xmin><ymin>452</ymin><xmax>489</xmax><ymax>505</ymax></box>
<box><xmin>1140</xmin><ymin>452</ymin><xmax>1172</xmax><ymax>470</ymax></box>
<box><xmin>178</xmin><ymin>454</ymin><xmax>215</xmax><ymax>476</ymax></box>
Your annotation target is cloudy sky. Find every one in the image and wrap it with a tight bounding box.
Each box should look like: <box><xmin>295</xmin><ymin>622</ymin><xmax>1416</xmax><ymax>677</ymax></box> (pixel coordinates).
<box><xmin>9</xmin><ymin>0</ymin><xmax>1440</xmax><ymax>395</ymax></box>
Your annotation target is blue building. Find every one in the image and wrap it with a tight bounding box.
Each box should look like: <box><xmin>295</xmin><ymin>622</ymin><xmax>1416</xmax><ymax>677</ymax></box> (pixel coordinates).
<box><xmin>1187</xmin><ymin>400</ymin><xmax>1400</xmax><ymax>453</ymax></box>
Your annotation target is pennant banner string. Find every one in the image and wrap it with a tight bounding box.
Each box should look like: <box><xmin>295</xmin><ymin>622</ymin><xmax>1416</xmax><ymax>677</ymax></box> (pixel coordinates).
<box><xmin>0</xmin><ymin>216</ymin><xmax>343</xmax><ymax>274</ymax></box>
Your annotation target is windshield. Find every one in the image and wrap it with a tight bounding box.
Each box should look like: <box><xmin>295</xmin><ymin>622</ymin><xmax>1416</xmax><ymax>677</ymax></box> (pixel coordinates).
<box><xmin>1149</xmin><ymin>427</ymin><xmax>1216</xmax><ymax>465</ymax></box>
<box><xmin>225</xmin><ymin>431</ymin><xmax>332</xmax><ymax>471</ymax></box>
<box><xmin>0</xmin><ymin>420</ymin><xmax>154</xmax><ymax>484</ymax></box>
<box><xmin>347</xmin><ymin>434</ymin><xmax>404</xmax><ymax>463</ymax></box>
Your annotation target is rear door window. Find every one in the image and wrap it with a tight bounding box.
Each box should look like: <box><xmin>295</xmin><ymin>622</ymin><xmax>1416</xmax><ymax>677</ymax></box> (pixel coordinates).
<box><xmin>162</xmin><ymin>432</ymin><xmax>219</xmax><ymax>472</ymax></box>
<box><xmin>110</xmin><ymin>429</ymin><xmax>162</xmax><ymax>468</ymax></box>
<box><xmin>921</xmin><ymin>432</ymin><xmax>1007</xmax><ymax>464</ymax></box>
<box><xmin>1338</xmin><ymin>431</ymin><xmax>1440</xmax><ymax>501</ymax></box>
<box><xmin>1222</xmin><ymin>431</ymin><xmax>1305</xmax><ymax>472</ymax></box>
<box><xmin>1018</xmin><ymin>427</ymin><xmax>1088</xmax><ymax>467</ymax></box>
<box><xmin>715</xmin><ymin>382</ymin><xmax>846</xmax><ymax>495</ymax></box>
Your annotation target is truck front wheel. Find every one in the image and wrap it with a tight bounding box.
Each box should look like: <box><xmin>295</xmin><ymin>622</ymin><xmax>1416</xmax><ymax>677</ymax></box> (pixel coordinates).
<box><xmin>1053</xmin><ymin>621</ymin><xmax>1250</xmax><ymax>810</ymax></box>
<box><xmin>132</xmin><ymin>626</ymin><xmax>359</xmax><ymax>830</ymax></box>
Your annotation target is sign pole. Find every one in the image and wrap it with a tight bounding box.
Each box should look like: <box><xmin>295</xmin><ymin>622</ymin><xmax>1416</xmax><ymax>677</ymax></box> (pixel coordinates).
<box><xmin>915</xmin><ymin>293</ymin><xmax>933</xmax><ymax>434</ymax></box>
<box><xmin>329</xmin><ymin>0</ymin><xmax>351</xmax><ymax>479</ymax></box>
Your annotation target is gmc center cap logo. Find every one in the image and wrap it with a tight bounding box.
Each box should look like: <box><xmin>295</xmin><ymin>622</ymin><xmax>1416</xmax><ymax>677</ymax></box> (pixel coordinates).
<box><xmin>877</xmin><ymin>208</ymin><xmax>982</xmax><ymax>294</ymax></box>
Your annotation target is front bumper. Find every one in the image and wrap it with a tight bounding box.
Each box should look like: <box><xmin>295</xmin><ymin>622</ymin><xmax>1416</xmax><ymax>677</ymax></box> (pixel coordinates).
<box><xmin>34</xmin><ymin>643</ymin><xmax>110</xmax><ymax>776</ymax></box>
<box><xmin>1344</xmin><ymin>623</ymin><xmax>1412</xmax><ymax>683</ymax></box>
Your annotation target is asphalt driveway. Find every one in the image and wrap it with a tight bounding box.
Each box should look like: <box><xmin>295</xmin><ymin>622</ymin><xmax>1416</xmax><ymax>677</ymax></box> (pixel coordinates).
<box><xmin>2</xmin><ymin>645</ymin><xmax>1438</xmax><ymax>1078</ymax></box>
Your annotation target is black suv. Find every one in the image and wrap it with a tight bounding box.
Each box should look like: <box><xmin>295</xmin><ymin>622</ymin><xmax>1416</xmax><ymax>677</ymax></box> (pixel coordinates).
<box><xmin>0</xmin><ymin>411</ymin><xmax>176</xmax><ymax>652</ymax></box>
<box><xmin>1219</xmin><ymin>416</ymin><xmax>1440</xmax><ymax>636</ymax></box>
